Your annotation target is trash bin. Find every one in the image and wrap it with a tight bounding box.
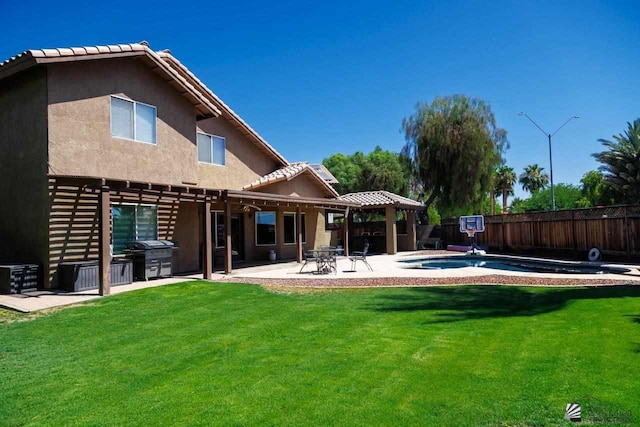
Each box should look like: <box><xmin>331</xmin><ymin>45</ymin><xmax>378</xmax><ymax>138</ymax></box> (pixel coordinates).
<box><xmin>0</xmin><ymin>264</ymin><xmax>40</xmax><ymax>294</ymax></box>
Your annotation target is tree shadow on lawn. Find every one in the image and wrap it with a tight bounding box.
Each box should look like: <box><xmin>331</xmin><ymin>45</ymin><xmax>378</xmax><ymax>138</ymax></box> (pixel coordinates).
<box><xmin>369</xmin><ymin>285</ymin><xmax>640</xmax><ymax>324</ymax></box>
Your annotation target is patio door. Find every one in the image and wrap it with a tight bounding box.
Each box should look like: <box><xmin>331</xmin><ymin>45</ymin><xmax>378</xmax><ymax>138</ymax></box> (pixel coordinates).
<box><xmin>231</xmin><ymin>214</ymin><xmax>244</xmax><ymax>261</ymax></box>
<box><xmin>211</xmin><ymin>212</ymin><xmax>244</xmax><ymax>266</ymax></box>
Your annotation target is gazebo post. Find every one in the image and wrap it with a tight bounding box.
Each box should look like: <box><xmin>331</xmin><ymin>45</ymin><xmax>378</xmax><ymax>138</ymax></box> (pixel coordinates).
<box><xmin>385</xmin><ymin>205</ymin><xmax>397</xmax><ymax>255</ymax></box>
<box><xmin>343</xmin><ymin>207</ymin><xmax>350</xmax><ymax>256</ymax></box>
<box><xmin>407</xmin><ymin>210</ymin><xmax>417</xmax><ymax>250</ymax></box>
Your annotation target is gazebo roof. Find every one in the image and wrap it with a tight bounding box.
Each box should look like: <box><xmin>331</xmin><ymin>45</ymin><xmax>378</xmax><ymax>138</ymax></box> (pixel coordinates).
<box><xmin>338</xmin><ymin>191</ymin><xmax>423</xmax><ymax>210</ymax></box>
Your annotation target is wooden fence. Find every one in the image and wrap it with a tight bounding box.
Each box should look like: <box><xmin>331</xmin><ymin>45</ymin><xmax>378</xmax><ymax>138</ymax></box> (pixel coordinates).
<box><xmin>440</xmin><ymin>205</ymin><xmax>640</xmax><ymax>258</ymax></box>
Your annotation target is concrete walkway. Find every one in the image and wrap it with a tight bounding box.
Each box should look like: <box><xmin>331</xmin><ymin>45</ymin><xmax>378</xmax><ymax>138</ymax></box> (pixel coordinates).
<box><xmin>0</xmin><ymin>274</ymin><xmax>224</xmax><ymax>313</ymax></box>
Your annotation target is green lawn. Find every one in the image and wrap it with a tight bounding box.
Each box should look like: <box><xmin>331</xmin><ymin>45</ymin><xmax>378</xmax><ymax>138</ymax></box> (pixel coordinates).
<box><xmin>1</xmin><ymin>282</ymin><xmax>639</xmax><ymax>426</ymax></box>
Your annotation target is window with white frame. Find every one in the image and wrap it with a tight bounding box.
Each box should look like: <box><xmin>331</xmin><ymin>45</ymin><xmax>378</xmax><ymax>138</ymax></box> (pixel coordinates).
<box><xmin>110</xmin><ymin>96</ymin><xmax>157</xmax><ymax>144</ymax></box>
<box><xmin>111</xmin><ymin>204</ymin><xmax>158</xmax><ymax>254</ymax></box>
<box><xmin>284</xmin><ymin>213</ymin><xmax>296</xmax><ymax>244</ymax></box>
<box><xmin>214</xmin><ymin>212</ymin><xmax>225</xmax><ymax>248</ymax></box>
<box><xmin>197</xmin><ymin>132</ymin><xmax>226</xmax><ymax>165</ymax></box>
<box><xmin>256</xmin><ymin>211</ymin><xmax>276</xmax><ymax>245</ymax></box>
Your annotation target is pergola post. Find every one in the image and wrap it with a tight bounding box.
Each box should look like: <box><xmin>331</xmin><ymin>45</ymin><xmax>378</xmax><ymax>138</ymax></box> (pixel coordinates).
<box><xmin>343</xmin><ymin>207</ymin><xmax>350</xmax><ymax>256</ymax></box>
<box><xmin>202</xmin><ymin>200</ymin><xmax>212</xmax><ymax>280</ymax></box>
<box><xmin>385</xmin><ymin>205</ymin><xmax>397</xmax><ymax>255</ymax></box>
<box><xmin>224</xmin><ymin>195</ymin><xmax>232</xmax><ymax>274</ymax></box>
<box><xmin>296</xmin><ymin>206</ymin><xmax>303</xmax><ymax>263</ymax></box>
<box><xmin>98</xmin><ymin>185</ymin><xmax>111</xmax><ymax>296</ymax></box>
<box><xmin>407</xmin><ymin>210</ymin><xmax>417</xmax><ymax>251</ymax></box>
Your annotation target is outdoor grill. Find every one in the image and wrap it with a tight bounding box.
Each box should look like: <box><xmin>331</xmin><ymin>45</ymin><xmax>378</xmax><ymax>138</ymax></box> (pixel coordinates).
<box><xmin>124</xmin><ymin>240</ymin><xmax>176</xmax><ymax>281</ymax></box>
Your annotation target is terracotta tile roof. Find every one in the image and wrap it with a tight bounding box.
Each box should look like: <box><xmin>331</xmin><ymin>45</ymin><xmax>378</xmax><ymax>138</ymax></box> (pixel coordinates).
<box><xmin>243</xmin><ymin>162</ymin><xmax>340</xmax><ymax>197</ymax></box>
<box><xmin>338</xmin><ymin>191</ymin><xmax>423</xmax><ymax>209</ymax></box>
<box><xmin>156</xmin><ymin>51</ymin><xmax>289</xmax><ymax>167</ymax></box>
<box><xmin>0</xmin><ymin>42</ymin><xmax>146</xmax><ymax>67</ymax></box>
<box><xmin>0</xmin><ymin>42</ymin><xmax>221</xmax><ymax>119</ymax></box>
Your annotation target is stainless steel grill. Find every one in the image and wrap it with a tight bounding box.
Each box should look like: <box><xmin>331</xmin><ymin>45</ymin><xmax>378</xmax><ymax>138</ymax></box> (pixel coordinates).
<box><xmin>124</xmin><ymin>240</ymin><xmax>176</xmax><ymax>281</ymax></box>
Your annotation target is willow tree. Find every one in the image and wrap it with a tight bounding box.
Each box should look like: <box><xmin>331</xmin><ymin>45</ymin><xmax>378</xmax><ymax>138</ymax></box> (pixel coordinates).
<box><xmin>401</xmin><ymin>95</ymin><xmax>508</xmax><ymax>214</ymax></box>
<box><xmin>593</xmin><ymin>119</ymin><xmax>640</xmax><ymax>203</ymax></box>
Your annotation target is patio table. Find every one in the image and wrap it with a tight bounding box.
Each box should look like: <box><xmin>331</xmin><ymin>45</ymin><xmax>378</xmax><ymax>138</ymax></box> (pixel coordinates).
<box><xmin>311</xmin><ymin>247</ymin><xmax>337</xmax><ymax>274</ymax></box>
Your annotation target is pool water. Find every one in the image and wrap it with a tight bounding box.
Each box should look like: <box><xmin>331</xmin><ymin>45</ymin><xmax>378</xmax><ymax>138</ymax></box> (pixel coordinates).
<box><xmin>403</xmin><ymin>256</ymin><xmax>629</xmax><ymax>275</ymax></box>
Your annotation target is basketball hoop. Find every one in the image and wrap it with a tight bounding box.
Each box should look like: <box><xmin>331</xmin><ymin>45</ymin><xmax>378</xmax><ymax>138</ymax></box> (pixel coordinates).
<box><xmin>459</xmin><ymin>215</ymin><xmax>486</xmax><ymax>255</ymax></box>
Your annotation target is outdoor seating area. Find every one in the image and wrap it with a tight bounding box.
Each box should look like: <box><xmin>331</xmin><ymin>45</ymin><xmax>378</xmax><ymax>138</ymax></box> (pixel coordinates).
<box><xmin>300</xmin><ymin>246</ymin><xmax>338</xmax><ymax>274</ymax></box>
<box><xmin>349</xmin><ymin>242</ymin><xmax>372</xmax><ymax>271</ymax></box>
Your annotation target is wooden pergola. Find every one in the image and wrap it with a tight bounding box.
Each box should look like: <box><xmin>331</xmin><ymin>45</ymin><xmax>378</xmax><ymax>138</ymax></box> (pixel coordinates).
<box><xmin>49</xmin><ymin>175</ymin><xmax>359</xmax><ymax>297</ymax></box>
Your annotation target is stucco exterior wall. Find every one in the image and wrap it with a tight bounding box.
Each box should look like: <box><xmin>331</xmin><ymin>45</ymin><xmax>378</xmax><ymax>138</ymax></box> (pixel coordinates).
<box><xmin>47</xmin><ymin>58</ymin><xmax>284</xmax><ymax>191</ymax></box>
<box><xmin>170</xmin><ymin>201</ymin><xmax>201</xmax><ymax>273</ymax></box>
<box><xmin>254</xmin><ymin>173</ymin><xmax>331</xmax><ymax>198</ymax></box>
<box><xmin>196</xmin><ymin>118</ymin><xmax>280</xmax><ymax>189</ymax></box>
<box><xmin>0</xmin><ymin>67</ymin><xmax>49</xmax><ymax>282</ymax></box>
<box><xmin>235</xmin><ymin>207</ymin><xmax>330</xmax><ymax>262</ymax></box>
<box><xmin>312</xmin><ymin>210</ymin><xmax>332</xmax><ymax>249</ymax></box>
<box><xmin>47</xmin><ymin>58</ymin><xmax>197</xmax><ymax>185</ymax></box>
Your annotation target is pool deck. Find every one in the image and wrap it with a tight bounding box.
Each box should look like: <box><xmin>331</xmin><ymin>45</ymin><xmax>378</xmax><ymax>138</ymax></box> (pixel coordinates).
<box><xmin>2</xmin><ymin>251</ymin><xmax>640</xmax><ymax>313</ymax></box>
<box><xmin>229</xmin><ymin>251</ymin><xmax>640</xmax><ymax>280</ymax></box>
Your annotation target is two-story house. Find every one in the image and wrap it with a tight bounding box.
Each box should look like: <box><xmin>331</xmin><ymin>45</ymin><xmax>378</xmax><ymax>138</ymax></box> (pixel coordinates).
<box><xmin>0</xmin><ymin>42</ymin><xmax>360</xmax><ymax>293</ymax></box>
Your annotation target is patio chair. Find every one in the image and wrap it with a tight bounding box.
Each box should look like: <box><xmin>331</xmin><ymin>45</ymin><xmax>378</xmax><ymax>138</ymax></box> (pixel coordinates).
<box><xmin>349</xmin><ymin>242</ymin><xmax>372</xmax><ymax>271</ymax></box>
<box><xmin>299</xmin><ymin>250</ymin><xmax>318</xmax><ymax>273</ymax></box>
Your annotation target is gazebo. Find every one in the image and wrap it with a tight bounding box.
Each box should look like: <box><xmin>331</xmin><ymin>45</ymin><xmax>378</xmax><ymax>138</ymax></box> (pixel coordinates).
<box><xmin>337</xmin><ymin>191</ymin><xmax>424</xmax><ymax>255</ymax></box>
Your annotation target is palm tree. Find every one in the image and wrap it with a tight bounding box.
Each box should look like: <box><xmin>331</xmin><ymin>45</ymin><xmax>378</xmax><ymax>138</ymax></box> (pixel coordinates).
<box><xmin>592</xmin><ymin>119</ymin><xmax>640</xmax><ymax>204</ymax></box>
<box><xmin>518</xmin><ymin>164</ymin><xmax>549</xmax><ymax>193</ymax></box>
<box><xmin>494</xmin><ymin>166</ymin><xmax>517</xmax><ymax>213</ymax></box>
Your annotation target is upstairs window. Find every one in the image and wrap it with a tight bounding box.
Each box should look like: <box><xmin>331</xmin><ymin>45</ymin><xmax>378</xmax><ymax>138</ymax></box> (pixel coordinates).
<box><xmin>110</xmin><ymin>96</ymin><xmax>157</xmax><ymax>144</ymax></box>
<box><xmin>197</xmin><ymin>132</ymin><xmax>226</xmax><ymax>165</ymax></box>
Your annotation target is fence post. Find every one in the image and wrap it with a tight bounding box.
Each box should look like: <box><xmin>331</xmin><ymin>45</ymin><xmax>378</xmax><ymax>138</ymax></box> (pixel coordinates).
<box><xmin>501</xmin><ymin>214</ymin><xmax>505</xmax><ymax>251</ymax></box>
<box><xmin>625</xmin><ymin>206</ymin><xmax>631</xmax><ymax>259</ymax></box>
<box><xmin>571</xmin><ymin>209</ymin><xmax>577</xmax><ymax>252</ymax></box>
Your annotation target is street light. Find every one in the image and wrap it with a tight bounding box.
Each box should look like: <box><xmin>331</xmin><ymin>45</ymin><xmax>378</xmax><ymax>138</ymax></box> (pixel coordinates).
<box><xmin>518</xmin><ymin>112</ymin><xmax>579</xmax><ymax>211</ymax></box>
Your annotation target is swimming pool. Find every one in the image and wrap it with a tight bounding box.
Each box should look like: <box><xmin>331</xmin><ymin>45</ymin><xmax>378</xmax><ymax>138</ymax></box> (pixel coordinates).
<box><xmin>403</xmin><ymin>256</ymin><xmax>630</xmax><ymax>275</ymax></box>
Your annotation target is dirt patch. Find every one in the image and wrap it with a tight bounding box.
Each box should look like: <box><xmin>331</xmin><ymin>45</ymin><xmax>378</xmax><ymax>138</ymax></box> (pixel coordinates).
<box><xmin>0</xmin><ymin>302</ymin><xmax>100</xmax><ymax>323</ymax></box>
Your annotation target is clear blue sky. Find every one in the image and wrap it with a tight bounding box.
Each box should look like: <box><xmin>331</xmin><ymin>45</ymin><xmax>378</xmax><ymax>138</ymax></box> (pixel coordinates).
<box><xmin>2</xmin><ymin>0</ymin><xmax>638</xmax><ymax>199</ymax></box>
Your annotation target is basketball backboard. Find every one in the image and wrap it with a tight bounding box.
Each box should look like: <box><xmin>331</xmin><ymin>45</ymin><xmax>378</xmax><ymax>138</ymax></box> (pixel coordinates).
<box><xmin>459</xmin><ymin>215</ymin><xmax>485</xmax><ymax>233</ymax></box>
